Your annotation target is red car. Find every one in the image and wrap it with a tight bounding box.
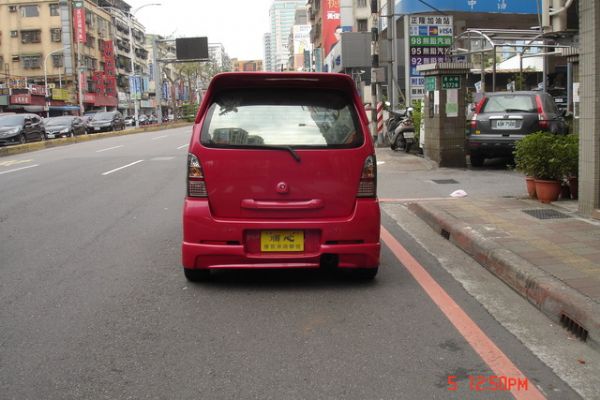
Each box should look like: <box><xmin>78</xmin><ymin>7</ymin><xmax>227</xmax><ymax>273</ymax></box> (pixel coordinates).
<box><xmin>182</xmin><ymin>72</ymin><xmax>380</xmax><ymax>281</ymax></box>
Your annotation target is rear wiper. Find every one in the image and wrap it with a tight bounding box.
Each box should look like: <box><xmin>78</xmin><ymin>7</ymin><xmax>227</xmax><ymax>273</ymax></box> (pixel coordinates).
<box><xmin>243</xmin><ymin>144</ymin><xmax>301</xmax><ymax>163</ymax></box>
<box><xmin>503</xmin><ymin>109</ymin><xmax>530</xmax><ymax>112</ymax></box>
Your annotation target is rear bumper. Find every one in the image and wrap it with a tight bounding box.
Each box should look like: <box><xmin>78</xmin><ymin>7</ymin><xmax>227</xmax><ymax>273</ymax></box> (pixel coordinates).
<box><xmin>467</xmin><ymin>136</ymin><xmax>517</xmax><ymax>157</ymax></box>
<box><xmin>182</xmin><ymin>199</ymin><xmax>380</xmax><ymax>270</ymax></box>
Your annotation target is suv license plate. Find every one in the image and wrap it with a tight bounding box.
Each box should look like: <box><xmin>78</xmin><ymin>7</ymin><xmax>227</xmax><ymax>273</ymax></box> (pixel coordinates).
<box><xmin>494</xmin><ymin>120</ymin><xmax>517</xmax><ymax>129</ymax></box>
<box><xmin>260</xmin><ymin>230</ymin><xmax>304</xmax><ymax>252</ymax></box>
<box><xmin>403</xmin><ymin>131</ymin><xmax>415</xmax><ymax>139</ymax></box>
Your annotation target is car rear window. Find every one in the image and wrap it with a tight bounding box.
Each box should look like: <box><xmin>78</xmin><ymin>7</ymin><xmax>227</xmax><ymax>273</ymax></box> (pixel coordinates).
<box><xmin>482</xmin><ymin>95</ymin><xmax>536</xmax><ymax>113</ymax></box>
<box><xmin>200</xmin><ymin>88</ymin><xmax>363</xmax><ymax>148</ymax></box>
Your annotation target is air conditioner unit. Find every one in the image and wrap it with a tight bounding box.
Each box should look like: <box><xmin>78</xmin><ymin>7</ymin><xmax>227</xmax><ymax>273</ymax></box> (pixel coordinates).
<box><xmin>48</xmin><ymin>83</ymin><xmax>56</xmax><ymax>89</ymax></box>
<box><xmin>10</xmin><ymin>31</ymin><xmax>18</xmax><ymax>38</ymax></box>
<box><xmin>9</xmin><ymin>5</ymin><xmax>17</xmax><ymax>12</ymax></box>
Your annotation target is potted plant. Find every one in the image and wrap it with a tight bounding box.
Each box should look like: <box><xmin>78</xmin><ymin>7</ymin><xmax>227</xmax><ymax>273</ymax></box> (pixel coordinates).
<box><xmin>514</xmin><ymin>132</ymin><xmax>564</xmax><ymax>203</ymax></box>
<box><xmin>514</xmin><ymin>132</ymin><xmax>539</xmax><ymax>198</ymax></box>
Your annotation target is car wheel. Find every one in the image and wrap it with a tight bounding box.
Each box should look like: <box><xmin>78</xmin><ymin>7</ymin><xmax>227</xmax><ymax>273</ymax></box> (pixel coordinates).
<box><xmin>69</xmin><ymin>130</ymin><xmax>75</xmax><ymax>138</ymax></box>
<box><xmin>40</xmin><ymin>132</ymin><xmax>46</xmax><ymax>141</ymax></box>
<box><xmin>352</xmin><ymin>267</ymin><xmax>378</xmax><ymax>281</ymax></box>
<box><xmin>19</xmin><ymin>134</ymin><xmax>26</xmax><ymax>145</ymax></box>
<box><xmin>470</xmin><ymin>154</ymin><xmax>485</xmax><ymax>167</ymax></box>
<box><xmin>184</xmin><ymin>268</ymin><xmax>210</xmax><ymax>282</ymax></box>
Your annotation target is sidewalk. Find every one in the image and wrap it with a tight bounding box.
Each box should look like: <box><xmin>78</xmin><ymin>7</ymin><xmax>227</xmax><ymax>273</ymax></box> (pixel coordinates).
<box><xmin>406</xmin><ymin>196</ymin><xmax>600</xmax><ymax>350</ymax></box>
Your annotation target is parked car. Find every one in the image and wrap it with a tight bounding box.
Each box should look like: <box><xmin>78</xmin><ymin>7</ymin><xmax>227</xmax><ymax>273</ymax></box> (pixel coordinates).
<box><xmin>124</xmin><ymin>116</ymin><xmax>135</xmax><ymax>126</ymax></box>
<box><xmin>87</xmin><ymin>111</ymin><xmax>125</xmax><ymax>133</ymax></box>
<box><xmin>82</xmin><ymin>111</ymin><xmax>97</xmax><ymax>124</ymax></box>
<box><xmin>0</xmin><ymin>114</ymin><xmax>46</xmax><ymax>146</ymax></box>
<box><xmin>43</xmin><ymin>116</ymin><xmax>87</xmax><ymax>138</ymax></box>
<box><xmin>181</xmin><ymin>72</ymin><xmax>381</xmax><ymax>281</ymax></box>
<box><xmin>467</xmin><ymin>91</ymin><xmax>567</xmax><ymax>167</ymax></box>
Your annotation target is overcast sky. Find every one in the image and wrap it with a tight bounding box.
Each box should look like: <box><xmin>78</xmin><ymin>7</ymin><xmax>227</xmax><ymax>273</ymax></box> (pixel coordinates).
<box><xmin>126</xmin><ymin>0</ymin><xmax>276</xmax><ymax>61</ymax></box>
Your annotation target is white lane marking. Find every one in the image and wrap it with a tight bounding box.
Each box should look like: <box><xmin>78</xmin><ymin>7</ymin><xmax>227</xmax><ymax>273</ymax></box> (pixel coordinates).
<box><xmin>0</xmin><ymin>164</ymin><xmax>40</xmax><ymax>176</ymax></box>
<box><xmin>96</xmin><ymin>145</ymin><xmax>124</xmax><ymax>153</ymax></box>
<box><xmin>152</xmin><ymin>135</ymin><xmax>169</xmax><ymax>140</ymax></box>
<box><xmin>0</xmin><ymin>159</ymin><xmax>33</xmax><ymax>167</ymax></box>
<box><xmin>102</xmin><ymin>160</ymin><xmax>144</xmax><ymax>176</ymax></box>
<box><xmin>177</xmin><ymin>144</ymin><xmax>188</xmax><ymax>150</ymax></box>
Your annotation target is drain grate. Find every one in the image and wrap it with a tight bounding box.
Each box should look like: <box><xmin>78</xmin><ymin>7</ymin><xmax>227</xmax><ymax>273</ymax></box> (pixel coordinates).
<box><xmin>432</xmin><ymin>179</ymin><xmax>459</xmax><ymax>184</ymax></box>
<box><xmin>560</xmin><ymin>313</ymin><xmax>588</xmax><ymax>342</ymax></box>
<box><xmin>522</xmin><ymin>209</ymin><xmax>571</xmax><ymax>220</ymax></box>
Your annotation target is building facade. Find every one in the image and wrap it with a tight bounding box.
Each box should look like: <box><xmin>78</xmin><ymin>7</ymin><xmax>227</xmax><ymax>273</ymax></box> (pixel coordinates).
<box><xmin>231</xmin><ymin>59</ymin><xmax>264</xmax><ymax>72</ymax></box>
<box><xmin>265</xmin><ymin>0</ymin><xmax>305</xmax><ymax>71</ymax></box>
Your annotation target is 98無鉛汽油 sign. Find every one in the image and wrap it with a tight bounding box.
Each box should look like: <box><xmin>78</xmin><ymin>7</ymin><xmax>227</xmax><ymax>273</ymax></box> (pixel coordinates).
<box><xmin>409</xmin><ymin>15</ymin><xmax>453</xmax><ymax>102</ymax></box>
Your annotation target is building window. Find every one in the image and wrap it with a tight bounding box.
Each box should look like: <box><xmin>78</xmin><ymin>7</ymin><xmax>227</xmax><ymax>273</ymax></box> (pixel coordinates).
<box><xmin>21</xmin><ymin>30</ymin><xmax>42</xmax><ymax>44</ymax></box>
<box><xmin>10</xmin><ymin>31</ymin><xmax>18</xmax><ymax>38</ymax></box>
<box><xmin>86</xmin><ymin>34</ymin><xmax>96</xmax><ymax>48</ymax></box>
<box><xmin>21</xmin><ymin>55</ymin><xmax>42</xmax><ymax>69</ymax></box>
<box><xmin>49</xmin><ymin>3</ymin><xmax>60</xmax><ymax>16</ymax></box>
<box><xmin>52</xmin><ymin>54</ymin><xmax>63</xmax><ymax>68</ymax></box>
<box><xmin>20</xmin><ymin>5</ymin><xmax>39</xmax><ymax>17</ymax></box>
<box><xmin>51</xmin><ymin>28</ymin><xmax>62</xmax><ymax>42</ymax></box>
<box><xmin>356</xmin><ymin>0</ymin><xmax>367</xmax><ymax>7</ymax></box>
<box><xmin>357</xmin><ymin>19</ymin><xmax>369</xmax><ymax>32</ymax></box>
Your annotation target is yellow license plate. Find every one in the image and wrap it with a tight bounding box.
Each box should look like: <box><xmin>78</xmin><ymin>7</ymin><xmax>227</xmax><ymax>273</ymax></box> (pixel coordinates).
<box><xmin>260</xmin><ymin>230</ymin><xmax>304</xmax><ymax>252</ymax></box>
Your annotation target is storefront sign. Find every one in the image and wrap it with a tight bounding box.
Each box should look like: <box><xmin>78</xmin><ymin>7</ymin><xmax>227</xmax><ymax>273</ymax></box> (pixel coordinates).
<box><xmin>52</xmin><ymin>88</ymin><xmax>71</xmax><ymax>101</ymax></box>
<box><xmin>10</xmin><ymin>94</ymin><xmax>32</xmax><ymax>104</ymax></box>
<box><xmin>0</xmin><ymin>88</ymin><xmax>10</xmax><ymax>96</ymax></box>
<box><xmin>425</xmin><ymin>76</ymin><xmax>436</xmax><ymax>92</ymax></box>
<box><xmin>395</xmin><ymin>0</ymin><xmax>537</xmax><ymax>14</ymax></box>
<box><xmin>442</xmin><ymin>75</ymin><xmax>461</xmax><ymax>89</ymax></box>
<box><xmin>73</xmin><ymin>1</ymin><xmax>86</xmax><ymax>44</ymax></box>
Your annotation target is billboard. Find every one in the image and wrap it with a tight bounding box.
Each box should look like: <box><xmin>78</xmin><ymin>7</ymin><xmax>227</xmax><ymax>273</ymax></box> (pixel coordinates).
<box><xmin>322</xmin><ymin>0</ymin><xmax>341</xmax><ymax>57</ymax></box>
<box><xmin>176</xmin><ymin>37</ymin><xmax>209</xmax><ymax>61</ymax></box>
<box><xmin>408</xmin><ymin>15</ymin><xmax>453</xmax><ymax>102</ymax></box>
<box><xmin>395</xmin><ymin>0</ymin><xmax>537</xmax><ymax>14</ymax></box>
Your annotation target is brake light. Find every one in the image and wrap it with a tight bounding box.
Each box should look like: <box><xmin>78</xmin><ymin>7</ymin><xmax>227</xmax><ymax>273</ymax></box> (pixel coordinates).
<box><xmin>357</xmin><ymin>155</ymin><xmax>377</xmax><ymax>198</ymax></box>
<box><xmin>536</xmin><ymin>95</ymin><xmax>549</xmax><ymax>130</ymax></box>
<box><xmin>187</xmin><ymin>153</ymin><xmax>207</xmax><ymax>197</ymax></box>
<box><xmin>470</xmin><ymin>97</ymin><xmax>486</xmax><ymax>129</ymax></box>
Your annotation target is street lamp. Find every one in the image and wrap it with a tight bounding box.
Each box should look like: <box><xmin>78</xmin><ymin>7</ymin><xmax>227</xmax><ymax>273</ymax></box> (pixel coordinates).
<box><xmin>44</xmin><ymin>49</ymin><xmax>64</xmax><ymax>118</ymax></box>
<box><xmin>127</xmin><ymin>3</ymin><xmax>161</xmax><ymax>128</ymax></box>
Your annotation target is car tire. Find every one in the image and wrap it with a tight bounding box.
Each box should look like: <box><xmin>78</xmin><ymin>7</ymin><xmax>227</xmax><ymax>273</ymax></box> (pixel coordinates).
<box><xmin>69</xmin><ymin>130</ymin><xmax>75</xmax><ymax>138</ymax></box>
<box><xmin>184</xmin><ymin>268</ymin><xmax>210</xmax><ymax>282</ymax></box>
<box><xmin>353</xmin><ymin>267</ymin><xmax>378</xmax><ymax>281</ymax></box>
<box><xmin>19</xmin><ymin>134</ymin><xmax>26</xmax><ymax>145</ymax></box>
<box><xmin>40</xmin><ymin>132</ymin><xmax>46</xmax><ymax>141</ymax></box>
<box><xmin>470</xmin><ymin>154</ymin><xmax>485</xmax><ymax>167</ymax></box>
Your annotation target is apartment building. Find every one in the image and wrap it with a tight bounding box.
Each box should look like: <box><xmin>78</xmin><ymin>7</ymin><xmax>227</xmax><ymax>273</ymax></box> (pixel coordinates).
<box><xmin>0</xmin><ymin>0</ymin><xmax>115</xmax><ymax>113</ymax></box>
<box><xmin>265</xmin><ymin>0</ymin><xmax>305</xmax><ymax>71</ymax></box>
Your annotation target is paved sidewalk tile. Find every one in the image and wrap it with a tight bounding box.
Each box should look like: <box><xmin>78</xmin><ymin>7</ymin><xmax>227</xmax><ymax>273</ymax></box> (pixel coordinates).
<box><xmin>421</xmin><ymin>198</ymin><xmax>600</xmax><ymax>306</ymax></box>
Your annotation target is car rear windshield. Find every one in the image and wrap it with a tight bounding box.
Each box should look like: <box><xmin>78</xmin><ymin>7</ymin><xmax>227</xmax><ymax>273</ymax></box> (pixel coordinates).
<box><xmin>45</xmin><ymin>117</ymin><xmax>73</xmax><ymax>125</ymax></box>
<box><xmin>482</xmin><ymin>95</ymin><xmax>536</xmax><ymax>113</ymax></box>
<box><xmin>200</xmin><ymin>88</ymin><xmax>363</xmax><ymax>148</ymax></box>
<box><xmin>92</xmin><ymin>112</ymin><xmax>115</xmax><ymax>120</ymax></box>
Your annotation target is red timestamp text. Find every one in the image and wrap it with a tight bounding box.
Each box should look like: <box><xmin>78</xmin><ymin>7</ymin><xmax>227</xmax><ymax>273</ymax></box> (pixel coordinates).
<box><xmin>448</xmin><ymin>375</ymin><xmax>529</xmax><ymax>391</ymax></box>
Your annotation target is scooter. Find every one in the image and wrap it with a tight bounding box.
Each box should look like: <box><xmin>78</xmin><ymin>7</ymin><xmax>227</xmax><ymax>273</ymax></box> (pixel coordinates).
<box><xmin>387</xmin><ymin>107</ymin><xmax>415</xmax><ymax>152</ymax></box>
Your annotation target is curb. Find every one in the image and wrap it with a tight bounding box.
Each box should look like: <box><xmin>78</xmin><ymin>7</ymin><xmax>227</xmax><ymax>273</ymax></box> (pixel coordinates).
<box><xmin>407</xmin><ymin>202</ymin><xmax>600</xmax><ymax>351</ymax></box>
<box><xmin>0</xmin><ymin>122</ymin><xmax>193</xmax><ymax>158</ymax></box>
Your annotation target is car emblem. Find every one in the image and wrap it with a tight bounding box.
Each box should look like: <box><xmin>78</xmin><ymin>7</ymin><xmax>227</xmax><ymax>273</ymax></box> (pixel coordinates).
<box><xmin>276</xmin><ymin>182</ymin><xmax>289</xmax><ymax>194</ymax></box>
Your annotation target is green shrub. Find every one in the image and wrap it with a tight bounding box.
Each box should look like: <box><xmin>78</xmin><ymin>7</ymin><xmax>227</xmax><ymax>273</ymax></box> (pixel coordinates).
<box><xmin>514</xmin><ymin>131</ymin><xmax>565</xmax><ymax>180</ymax></box>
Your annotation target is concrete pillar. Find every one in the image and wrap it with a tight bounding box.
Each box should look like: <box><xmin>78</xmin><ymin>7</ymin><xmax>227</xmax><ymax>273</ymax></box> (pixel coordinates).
<box><xmin>417</xmin><ymin>63</ymin><xmax>471</xmax><ymax>168</ymax></box>
<box><xmin>578</xmin><ymin>0</ymin><xmax>600</xmax><ymax>218</ymax></box>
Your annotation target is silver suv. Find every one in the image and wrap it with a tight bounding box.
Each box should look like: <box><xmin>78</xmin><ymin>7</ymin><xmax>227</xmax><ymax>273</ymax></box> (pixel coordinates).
<box><xmin>467</xmin><ymin>91</ymin><xmax>568</xmax><ymax>167</ymax></box>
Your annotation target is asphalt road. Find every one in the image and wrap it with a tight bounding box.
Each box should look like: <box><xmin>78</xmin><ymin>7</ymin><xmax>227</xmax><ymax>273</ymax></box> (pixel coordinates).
<box><xmin>0</xmin><ymin>129</ymin><xmax>589</xmax><ymax>399</ymax></box>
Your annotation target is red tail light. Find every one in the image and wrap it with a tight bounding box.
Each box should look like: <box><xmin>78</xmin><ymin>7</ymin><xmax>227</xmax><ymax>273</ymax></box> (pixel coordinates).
<box><xmin>357</xmin><ymin>155</ymin><xmax>377</xmax><ymax>198</ymax></box>
<box><xmin>470</xmin><ymin>97</ymin><xmax>486</xmax><ymax>129</ymax></box>
<box><xmin>187</xmin><ymin>153</ymin><xmax>207</xmax><ymax>197</ymax></box>
<box><xmin>536</xmin><ymin>95</ymin><xmax>549</xmax><ymax>130</ymax></box>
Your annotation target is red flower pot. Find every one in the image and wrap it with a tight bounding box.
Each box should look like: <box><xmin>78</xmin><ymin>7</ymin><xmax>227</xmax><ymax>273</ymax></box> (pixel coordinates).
<box><xmin>525</xmin><ymin>176</ymin><xmax>536</xmax><ymax>199</ymax></box>
<box><xmin>534</xmin><ymin>179</ymin><xmax>562</xmax><ymax>203</ymax></box>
